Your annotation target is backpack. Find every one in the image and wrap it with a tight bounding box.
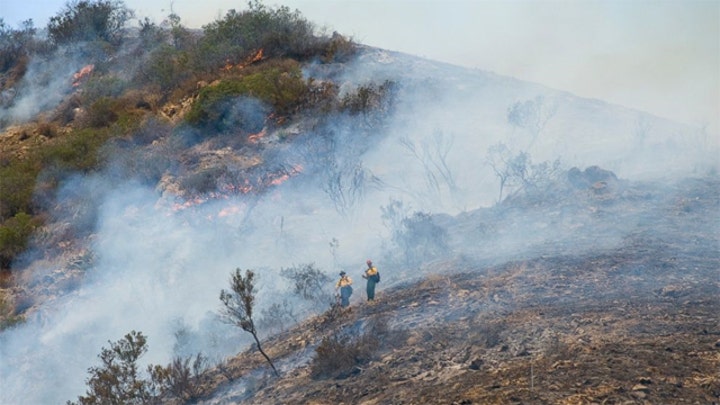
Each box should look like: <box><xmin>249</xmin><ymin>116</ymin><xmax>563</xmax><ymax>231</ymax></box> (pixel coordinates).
<box><xmin>373</xmin><ymin>272</ymin><xmax>380</xmax><ymax>283</ymax></box>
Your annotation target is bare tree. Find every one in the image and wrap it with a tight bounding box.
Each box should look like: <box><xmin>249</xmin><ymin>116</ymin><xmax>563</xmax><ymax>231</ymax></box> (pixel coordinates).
<box><xmin>399</xmin><ymin>130</ymin><xmax>457</xmax><ymax>205</ymax></box>
<box><xmin>507</xmin><ymin>95</ymin><xmax>558</xmax><ymax>149</ymax></box>
<box><xmin>219</xmin><ymin>269</ymin><xmax>279</xmax><ymax>376</ymax></box>
<box><xmin>486</xmin><ymin>143</ymin><xmax>561</xmax><ymax>203</ymax></box>
<box><xmin>280</xmin><ymin>263</ymin><xmax>333</xmax><ymax>308</ymax></box>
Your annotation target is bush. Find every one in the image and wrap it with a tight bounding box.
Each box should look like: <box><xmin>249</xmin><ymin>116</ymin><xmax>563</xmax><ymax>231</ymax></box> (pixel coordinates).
<box><xmin>70</xmin><ymin>331</ymin><xmax>209</xmax><ymax>404</ymax></box>
<box><xmin>0</xmin><ymin>289</ymin><xmax>24</xmax><ymax>330</ymax></box>
<box><xmin>83</xmin><ymin>97</ymin><xmax>120</xmax><ymax>128</ymax></box>
<box><xmin>321</xmin><ymin>32</ymin><xmax>356</xmax><ymax>63</ymax></box>
<box><xmin>47</xmin><ymin>0</ymin><xmax>133</xmax><ymax>46</ymax></box>
<box><xmin>311</xmin><ymin>317</ymin><xmax>401</xmax><ymax>379</ymax></box>
<box><xmin>80</xmin><ymin>75</ymin><xmax>127</xmax><ymax>106</ymax></box>
<box><xmin>381</xmin><ymin>200</ymin><xmax>450</xmax><ymax>266</ymax></box>
<box><xmin>186</xmin><ymin>62</ymin><xmax>307</xmax><ymax>132</ymax></box>
<box><xmin>134</xmin><ymin>44</ymin><xmax>192</xmax><ymax>92</ymax></box>
<box><xmin>0</xmin><ymin>18</ymin><xmax>38</xmax><ymax>75</ymax></box>
<box><xmin>0</xmin><ymin>212</ymin><xmax>39</xmax><ymax>268</ymax></box>
<box><xmin>69</xmin><ymin>330</ymin><xmax>152</xmax><ymax>405</ymax></box>
<box><xmin>280</xmin><ymin>263</ymin><xmax>333</xmax><ymax>307</ymax></box>
<box><xmin>40</xmin><ymin>127</ymin><xmax>110</xmax><ymax>173</ymax></box>
<box><xmin>259</xmin><ymin>299</ymin><xmax>297</xmax><ymax>333</ymax></box>
<box><xmin>0</xmin><ymin>158</ymin><xmax>41</xmax><ymax>220</ymax></box>
<box><xmin>148</xmin><ymin>353</ymin><xmax>208</xmax><ymax>402</ymax></box>
<box><xmin>193</xmin><ymin>1</ymin><xmax>323</xmax><ymax>72</ymax></box>
<box><xmin>340</xmin><ymin>80</ymin><xmax>396</xmax><ymax>116</ymax></box>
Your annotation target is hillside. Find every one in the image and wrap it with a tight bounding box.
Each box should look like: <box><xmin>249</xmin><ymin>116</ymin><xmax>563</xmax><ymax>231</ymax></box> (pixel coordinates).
<box><xmin>182</xmin><ymin>174</ymin><xmax>719</xmax><ymax>404</ymax></box>
<box><xmin>0</xmin><ymin>2</ymin><xmax>718</xmax><ymax>404</ymax></box>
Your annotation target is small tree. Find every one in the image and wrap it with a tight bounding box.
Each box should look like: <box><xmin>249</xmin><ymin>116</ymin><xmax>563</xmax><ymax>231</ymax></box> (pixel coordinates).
<box><xmin>280</xmin><ymin>263</ymin><xmax>332</xmax><ymax>307</ymax></box>
<box><xmin>486</xmin><ymin>143</ymin><xmax>562</xmax><ymax>203</ymax></box>
<box><xmin>148</xmin><ymin>353</ymin><xmax>208</xmax><ymax>402</ymax></box>
<box><xmin>47</xmin><ymin>0</ymin><xmax>133</xmax><ymax>46</ymax></box>
<box><xmin>219</xmin><ymin>268</ymin><xmax>279</xmax><ymax>376</ymax></box>
<box><xmin>70</xmin><ymin>330</ymin><xmax>151</xmax><ymax>405</ymax></box>
<box><xmin>507</xmin><ymin>95</ymin><xmax>558</xmax><ymax>149</ymax></box>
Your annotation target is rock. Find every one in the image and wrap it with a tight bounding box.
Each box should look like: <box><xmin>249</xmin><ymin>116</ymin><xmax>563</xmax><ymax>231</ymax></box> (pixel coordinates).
<box><xmin>631</xmin><ymin>390</ymin><xmax>647</xmax><ymax>399</ymax></box>
<box><xmin>568</xmin><ymin>166</ymin><xmax>618</xmax><ymax>189</ymax></box>
<box><xmin>632</xmin><ymin>384</ymin><xmax>649</xmax><ymax>392</ymax></box>
<box><xmin>468</xmin><ymin>359</ymin><xmax>484</xmax><ymax>370</ymax></box>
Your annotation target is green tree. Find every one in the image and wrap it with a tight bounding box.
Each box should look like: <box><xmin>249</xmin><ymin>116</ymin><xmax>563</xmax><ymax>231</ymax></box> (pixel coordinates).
<box><xmin>0</xmin><ymin>18</ymin><xmax>38</xmax><ymax>74</ymax></box>
<box><xmin>219</xmin><ymin>268</ymin><xmax>279</xmax><ymax>376</ymax></box>
<box><xmin>47</xmin><ymin>0</ymin><xmax>133</xmax><ymax>46</ymax></box>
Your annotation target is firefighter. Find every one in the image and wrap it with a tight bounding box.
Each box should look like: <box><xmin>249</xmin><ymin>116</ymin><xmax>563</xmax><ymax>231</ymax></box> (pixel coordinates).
<box><xmin>335</xmin><ymin>271</ymin><xmax>353</xmax><ymax>307</ymax></box>
<box><xmin>362</xmin><ymin>259</ymin><xmax>380</xmax><ymax>301</ymax></box>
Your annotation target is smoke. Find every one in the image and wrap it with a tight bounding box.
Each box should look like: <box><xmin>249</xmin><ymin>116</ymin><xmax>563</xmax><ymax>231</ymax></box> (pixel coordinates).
<box><xmin>0</xmin><ymin>49</ymin><xmax>86</xmax><ymax>124</ymax></box>
<box><xmin>1</xmin><ymin>45</ymin><xmax>718</xmax><ymax>403</ymax></box>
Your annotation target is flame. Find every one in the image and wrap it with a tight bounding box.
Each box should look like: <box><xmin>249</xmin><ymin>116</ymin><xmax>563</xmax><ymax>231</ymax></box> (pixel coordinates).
<box><xmin>72</xmin><ymin>64</ymin><xmax>94</xmax><ymax>87</ymax></box>
<box><xmin>221</xmin><ymin>49</ymin><xmax>265</xmax><ymax>72</ymax></box>
<box><xmin>247</xmin><ymin>128</ymin><xmax>267</xmax><ymax>144</ymax></box>
<box><xmin>162</xmin><ymin>163</ymin><xmax>304</xmax><ymax>218</ymax></box>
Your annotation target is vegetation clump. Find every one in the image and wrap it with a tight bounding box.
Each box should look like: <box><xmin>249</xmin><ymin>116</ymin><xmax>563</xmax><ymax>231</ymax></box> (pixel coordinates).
<box><xmin>219</xmin><ymin>268</ymin><xmax>279</xmax><ymax>376</ymax></box>
<box><xmin>68</xmin><ymin>331</ymin><xmax>208</xmax><ymax>404</ymax></box>
<box><xmin>185</xmin><ymin>61</ymin><xmax>308</xmax><ymax>132</ymax></box>
<box><xmin>311</xmin><ymin>317</ymin><xmax>405</xmax><ymax>379</ymax></box>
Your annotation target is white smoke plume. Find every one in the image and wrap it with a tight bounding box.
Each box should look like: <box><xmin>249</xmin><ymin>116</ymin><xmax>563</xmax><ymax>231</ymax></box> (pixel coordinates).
<box><xmin>1</xmin><ymin>46</ymin><xmax>717</xmax><ymax>403</ymax></box>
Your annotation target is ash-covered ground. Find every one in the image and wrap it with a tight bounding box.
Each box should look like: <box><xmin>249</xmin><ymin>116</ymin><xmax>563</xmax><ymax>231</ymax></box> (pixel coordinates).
<box><xmin>195</xmin><ymin>174</ymin><xmax>720</xmax><ymax>404</ymax></box>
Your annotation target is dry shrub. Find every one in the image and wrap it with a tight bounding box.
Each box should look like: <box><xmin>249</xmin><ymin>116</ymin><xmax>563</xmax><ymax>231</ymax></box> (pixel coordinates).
<box><xmin>37</xmin><ymin>121</ymin><xmax>58</xmax><ymax>138</ymax></box>
<box><xmin>0</xmin><ymin>289</ymin><xmax>24</xmax><ymax>330</ymax></box>
<box><xmin>311</xmin><ymin>317</ymin><xmax>404</xmax><ymax>379</ymax></box>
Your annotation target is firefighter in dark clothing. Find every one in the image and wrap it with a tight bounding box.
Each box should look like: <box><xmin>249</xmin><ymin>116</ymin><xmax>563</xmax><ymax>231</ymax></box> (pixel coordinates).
<box><xmin>362</xmin><ymin>259</ymin><xmax>379</xmax><ymax>301</ymax></box>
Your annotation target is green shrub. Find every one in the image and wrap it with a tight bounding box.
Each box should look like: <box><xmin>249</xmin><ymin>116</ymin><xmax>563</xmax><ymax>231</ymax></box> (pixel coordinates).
<box><xmin>83</xmin><ymin>97</ymin><xmax>120</xmax><ymax>128</ymax></box>
<box><xmin>0</xmin><ymin>18</ymin><xmax>38</xmax><ymax>75</ymax></box>
<box><xmin>0</xmin><ymin>159</ymin><xmax>40</xmax><ymax>220</ymax></box>
<box><xmin>186</xmin><ymin>62</ymin><xmax>308</xmax><ymax>131</ymax></box>
<box><xmin>80</xmin><ymin>75</ymin><xmax>127</xmax><ymax>106</ymax></box>
<box><xmin>0</xmin><ymin>290</ymin><xmax>24</xmax><ymax>330</ymax></box>
<box><xmin>340</xmin><ymin>80</ymin><xmax>396</xmax><ymax>116</ymax></box>
<box><xmin>0</xmin><ymin>212</ymin><xmax>39</xmax><ymax>269</ymax></box>
<box><xmin>135</xmin><ymin>44</ymin><xmax>192</xmax><ymax>92</ymax></box>
<box><xmin>193</xmin><ymin>1</ymin><xmax>323</xmax><ymax>72</ymax></box>
<box><xmin>47</xmin><ymin>0</ymin><xmax>133</xmax><ymax>46</ymax></box>
<box><xmin>321</xmin><ymin>32</ymin><xmax>356</xmax><ymax>63</ymax></box>
<box><xmin>41</xmin><ymin>127</ymin><xmax>109</xmax><ymax>172</ymax></box>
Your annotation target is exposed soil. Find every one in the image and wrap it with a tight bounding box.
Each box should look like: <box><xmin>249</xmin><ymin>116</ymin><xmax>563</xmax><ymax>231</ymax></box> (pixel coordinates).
<box><xmin>192</xmin><ymin>175</ymin><xmax>720</xmax><ymax>404</ymax></box>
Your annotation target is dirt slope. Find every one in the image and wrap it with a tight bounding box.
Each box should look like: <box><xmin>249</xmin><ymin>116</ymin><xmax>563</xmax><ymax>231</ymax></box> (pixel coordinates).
<box><xmin>192</xmin><ymin>175</ymin><xmax>719</xmax><ymax>404</ymax></box>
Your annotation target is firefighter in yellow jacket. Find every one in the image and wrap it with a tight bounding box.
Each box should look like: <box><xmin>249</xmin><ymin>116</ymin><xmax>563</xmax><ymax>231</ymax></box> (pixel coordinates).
<box><xmin>335</xmin><ymin>271</ymin><xmax>353</xmax><ymax>307</ymax></box>
<box><xmin>362</xmin><ymin>259</ymin><xmax>379</xmax><ymax>301</ymax></box>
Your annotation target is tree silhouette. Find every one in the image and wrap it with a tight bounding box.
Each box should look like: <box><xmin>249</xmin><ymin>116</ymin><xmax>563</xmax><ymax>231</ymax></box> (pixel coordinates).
<box><xmin>219</xmin><ymin>268</ymin><xmax>279</xmax><ymax>376</ymax></box>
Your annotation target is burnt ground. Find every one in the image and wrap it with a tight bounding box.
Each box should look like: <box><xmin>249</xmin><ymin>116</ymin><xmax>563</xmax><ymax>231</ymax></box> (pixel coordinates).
<box><xmin>193</xmin><ymin>175</ymin><xmax>720</xmax><ymax>404</ymax></box>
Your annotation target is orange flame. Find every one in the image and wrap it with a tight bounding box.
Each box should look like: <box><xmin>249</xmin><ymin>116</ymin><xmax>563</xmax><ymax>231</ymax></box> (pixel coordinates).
<box><xmin>247</xmin><ymin>128</ymin><xmax>267</xmax><ymax>144</ymax></box>
<box><xmin>163</xmin><ymin>163</ymin><xmax>304</xmax><ymax>218</ymax></box>
<box><xmin>221</xmin><ymin>49</ymin><xmax>265</xmax><ymax>72</ymax></box>
<box><xmin>72</xmin><ymin>64</ymin><xmax>94</xmax><ymax>87</ymax></box>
